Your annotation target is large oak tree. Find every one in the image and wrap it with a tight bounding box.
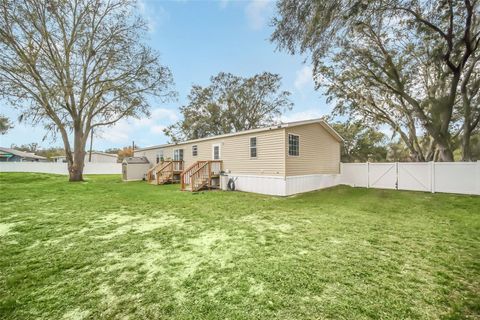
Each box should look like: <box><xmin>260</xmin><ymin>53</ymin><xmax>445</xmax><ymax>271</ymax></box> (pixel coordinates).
<box><xmin>272</xmin><ymin>0</ymin><xmax>479</xmax><ymax>161</ymax></box>
<box><xmin>164</xmin><ymin>72</ymin><xmax>292</xmax><ymax>142</ymax></box>
<box><xmin>0</xmin><ymin>0</ymin><xmax>174</xmax><ymax>180</ymax></box>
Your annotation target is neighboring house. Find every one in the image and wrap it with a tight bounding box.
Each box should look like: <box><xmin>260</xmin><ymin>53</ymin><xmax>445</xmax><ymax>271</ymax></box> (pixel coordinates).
<box><xmin>52</xmin><ymin>152</ymin><xmax>118</xmax><ymax>163</ymax></box>
<box><xmin>134</xmin><ymin>118</ymin><xmax>343</xmax><ymax>196</ymax></box>
<box><xmin>0</xmin><ymin>147</ymin><xmax>47</xmax><ymax>162</ymax></box>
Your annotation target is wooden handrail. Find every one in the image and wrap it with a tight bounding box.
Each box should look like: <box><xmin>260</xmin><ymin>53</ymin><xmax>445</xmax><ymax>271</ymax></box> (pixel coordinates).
<box><xmin>181</xmin><ymin>161</ymin><xmax>205</xmax><ymax>190</ymax></box>
<box><xmin>147</xmin><ymin>160</ymin><xmax>184</xmax><ymax>184</ymax></box>
<box><xmin>181</xmin><ymin>161</ymin><xmax>205</xmax><ymax>177</ymax></box>
<box><xmin>181</xmin><ymin>160</ymin><xmax>223</xmax><ymax>191</ymax></box>
<box><xmin>190</xmin><ymin>161</ymin><xmax>209</xmax><ymax>176</ymax></box>
<box><xmin>146</xmin><ymin>161</ymin><xmax>166</xmax><ymax>181</ymax></box>
<box><xmin>191</xmin><ymin>162</ymin><xmax>209</xmax><ymax>192</ymax></box>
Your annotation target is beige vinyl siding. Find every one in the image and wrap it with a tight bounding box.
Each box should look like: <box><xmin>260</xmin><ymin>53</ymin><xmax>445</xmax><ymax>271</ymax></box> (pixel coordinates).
<box><xmin>136</xmin><ymin>128</ymin><xmax>286</xmax><ymax>176</ymax></box>
<box><xmin>285</xmin><ymin>123</ymin><xmax>340</xmax><ymax>176</ymax></box>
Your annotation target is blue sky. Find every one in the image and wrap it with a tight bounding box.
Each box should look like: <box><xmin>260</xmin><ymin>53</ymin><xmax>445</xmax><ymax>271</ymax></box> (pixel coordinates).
<box><xmin>0</xmin><ymin>0</ymin><xmax>333</xmax><ymax>151</ymax></box>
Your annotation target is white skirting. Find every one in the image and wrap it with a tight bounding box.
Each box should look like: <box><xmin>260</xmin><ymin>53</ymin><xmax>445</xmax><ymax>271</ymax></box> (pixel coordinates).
<box><xmin>224</xmin><ymin>174</ymin><xmax>341</xmax><ymax>196</ymax></box>
<box><xmin>285</xmin><ymin>174</ymin><xmax>342</xmax><ymax>195</ymax></box>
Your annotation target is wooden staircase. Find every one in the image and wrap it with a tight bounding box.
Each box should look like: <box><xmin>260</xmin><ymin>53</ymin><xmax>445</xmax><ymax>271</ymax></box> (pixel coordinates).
<box><xmin>146</xmin><ymin>160</ymin><xmax>184</xmax><ymax>185</ymax></box>
<box><xmin>181</xmin><ymin>160</ymin><xmax>223</xmax><ymax>192</ymax></box>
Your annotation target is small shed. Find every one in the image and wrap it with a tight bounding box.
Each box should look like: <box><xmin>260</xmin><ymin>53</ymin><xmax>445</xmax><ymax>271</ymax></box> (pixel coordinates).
<box><xmin>122</xmin><ymin>157</ymin><xmax>150</xmax><ymax>181</ymax></box>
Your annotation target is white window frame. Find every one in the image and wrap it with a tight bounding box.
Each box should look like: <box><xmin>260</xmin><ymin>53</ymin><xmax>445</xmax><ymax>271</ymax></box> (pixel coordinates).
<box><xmin>192</xmin><ymin>145</ymin><xmax>198</xmax><ymax>157</ymax></box>
<box><xmin>212</xmin><ymin>143</ymin><xmax>221</xmax><ymax>160</ymax></box>
<box><xmin>250</xmin><ymin>137</ymin><xmax>257</xmax><ymax>159</ymax></box>
<box><xmin>288</xmin><ymin>134</ymin><xmax>300</xmax><ymax>157</ymax></box>
<box><xmin>156</xmin><ymin>150</ymin><xmax>164</xmax><ymax>163</ymax></box>
<box><xmin>173</xmin><ymin>148</ymin><xmax>184</xmax><ymax>161</ymax></box>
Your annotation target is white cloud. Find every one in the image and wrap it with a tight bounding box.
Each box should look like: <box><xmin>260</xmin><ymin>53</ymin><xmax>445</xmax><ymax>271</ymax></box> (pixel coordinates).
<box><xmin>97</xmin><ymin>120</ymin><xmax>132</xmax><ymax>144</ymax></box>
<box><xmin>294</xmin><ymin>65</ymin><xmax>314</xmax><ymax>91</ymax></box>
<box><xmin>130</xmin><ymin>108</ymin><xmax>178</xmax><ymax>128</ymax></box>
<box><xmin>151</xmin><ymin>108</ymin><xmax>179</xmax><ymax>122</ymax></box>
<box><xmin>279</xmin><ymin>109</ymin><xmax>325</xmax><ymax>123</ymax></box>
<box><xmin>245</xmin><ymin>0</ymin><xmax>274</xmax><ymax>30</ymax></box>
<box><xmin>150</xmin><ymin>125</ymin><xmax>166</xmax><ymax>134</ymax></box>
<box><xmin>97</xmin><ymin>107</ymin><xmax>178</xmax><ymax>145</ymax></box>
<box><xmin>136</xmin><ymin>0</ymin><xmax>169</xmax><ymax>33</ymax></box>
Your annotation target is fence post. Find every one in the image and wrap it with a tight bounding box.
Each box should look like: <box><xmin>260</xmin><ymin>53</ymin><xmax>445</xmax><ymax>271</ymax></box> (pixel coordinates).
<box><xmin>430</xmin><ymin>161</ymin><xmax>435</xmax><ymax>193</ymax></box>
<box><xmin>366</xmin><ymin>161</ymin><xmax>370</xmax><ymax>188</ymax></box>
<box><xmin>395</xmin><ymin>162</ymin><xmax>399</xmax><ymax>190</ymax></box>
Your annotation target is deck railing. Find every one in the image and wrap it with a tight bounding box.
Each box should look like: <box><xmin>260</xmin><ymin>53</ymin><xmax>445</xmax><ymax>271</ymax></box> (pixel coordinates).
<box><xmin>172</xmin><ymin>160</ymin><xmax>184</xmax><ymax>172</ymax></box>
<box><xmin>181</xmin><ymin>160</ymin><xmax>222</xmax><ymax>191</ymax></box>
<box><xmin>181</xmin><ymin>161</ymin><xmax>206</xmax><ymax>190</ymax></box>
<box><xmin>146</xmin><ymin>161</ymin><xmax>167</xmax><ymax>182</ymax></box>
<box><xmin>147</xmin><ymin>160</ymin><xmax>184</xmax><ymax>184</ymax></box>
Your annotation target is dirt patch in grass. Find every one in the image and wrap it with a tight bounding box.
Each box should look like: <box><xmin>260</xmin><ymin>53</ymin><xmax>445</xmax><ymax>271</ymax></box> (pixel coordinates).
<box><xmin>0</xmin><ymin>222</ymin><xmax>19</xmax><ymax>237</ymax></box>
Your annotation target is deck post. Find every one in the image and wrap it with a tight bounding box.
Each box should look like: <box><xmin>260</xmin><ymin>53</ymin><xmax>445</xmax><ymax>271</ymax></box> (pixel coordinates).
<box><xmin>430</xmin><ymin>161</ymin><xmax>435</xmax><ymax>193</ymax></box>
<box><xmin>208</xmin><ymin>161</ymin><xmax>211</xmax><ymax>188</ymax></box>
<box><xmin>366</xmin><ymin>161</ymin><xmax>370</xmax><ymax>188</ymax></box>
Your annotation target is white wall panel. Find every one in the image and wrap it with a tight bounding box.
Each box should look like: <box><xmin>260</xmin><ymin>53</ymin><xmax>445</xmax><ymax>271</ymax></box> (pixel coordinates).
<box><xmin>341</xmin><ymin>161</ymin><xmax>479</xmax><ymax>195</ymax></box>
<box><xmin>227</xmin><ymin>175</ymin><xmax>286</xmax><ymax>196</ymax></box>
<box><xmin>368</xmin><ymin>163</ymin><xmax>397</xmax><ymax>189</ymax></box>
<box><xmin>434</xmin><ymin>162</ymin><xmax>478</xmax><ymax>195</ymax></box>
<box><xmin>0</xmin><ymin>162</ymin><xmax>121</xmax><ymax>175</ymax></box>
<box><xmin>397</xmin><ymin>163</ymin><xmax>431</xmax><ymax>192</ymax></box>
<box><xmin>285</xmin><ymin>174</ymin><xmax>341</xmax><ymax>195</ymax></box>
<box><xmin>340</xmin><ymin>163</ymin><xmax>368</xmax><ymax>187</ymax></box>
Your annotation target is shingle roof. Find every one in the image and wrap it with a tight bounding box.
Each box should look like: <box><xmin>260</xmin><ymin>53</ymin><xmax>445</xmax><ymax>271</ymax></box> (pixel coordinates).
<box><xmin>0</xmin><ymin>147</ymin><xmax>47</xmax><ymax>160</ymax></box>
<box><xmin>135</xmin><ymin>118</ymin><xmax>343</xmax><ymax>152</ymax></box>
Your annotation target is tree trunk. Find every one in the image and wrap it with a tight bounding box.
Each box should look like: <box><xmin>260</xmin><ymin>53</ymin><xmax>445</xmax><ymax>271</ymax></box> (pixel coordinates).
<box><xmin>68</xmin><ymin>160</ymin><xmax>84</xmax><ymax>181</ymax></box>
<box><xmin>436</xmin><ymin>139</ymin><xmax>454</xmax><ymax>162</ymax></box>
<box><xmin>68</xmin><ymin>128</ymin><xmax>87</xmax><ymax>182</ymax></box>
<box><xmin>462</xmin><ymin>129</ymin><xmax>472</xmax><ymax>161</ymax></box>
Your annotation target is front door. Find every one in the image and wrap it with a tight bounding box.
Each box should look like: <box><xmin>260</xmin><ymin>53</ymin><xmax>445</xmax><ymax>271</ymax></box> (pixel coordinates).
<box><xmin>173</xmin><ymin>149</ymin><xmax>184</xmax><ymax>171</ymax></box>
<box><xmin>212</xmin><ymin>144</ymin><xmax>221</xmax><ymax>160</ymax></box>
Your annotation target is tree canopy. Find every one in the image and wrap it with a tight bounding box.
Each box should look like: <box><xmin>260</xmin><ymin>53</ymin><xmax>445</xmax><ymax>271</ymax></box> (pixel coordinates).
<box><xmin>164</xmin><ymin>72</ymin><xmax>292</xmax><ymax>142</ymax></box>
<box><xmin>0</xmin><ymin>114</ymin><xmax>12</xmax><ymax>134</ymax></box>
<box><xmin>0</xmin><ymin>0</ymin><xmax>175</xmax><ymax>180</ymax></box>
<box><xmin>272</xmin><ymin>0</ymin><xmax>480</xmax><ymax>161</ymax></box>
<box><xmin>331</xmin><ymin>121</ymin><xmax>388</xmax><ymax>162</ymax></box>
<box><xmin>105</xmin><ymin>146</ymin><xmax>134</xmax><ymax>162</ymax></box>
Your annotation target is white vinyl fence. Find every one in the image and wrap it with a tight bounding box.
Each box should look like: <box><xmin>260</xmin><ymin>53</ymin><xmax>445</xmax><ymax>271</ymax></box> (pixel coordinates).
<box><xmin>0</xmin><ymin>162</ymin><xmax>121</xmax><ymax>175</ymax></box>
<box><xmin>340</xmin><ymin>161</ymin><xmax>480</xmax><ymax>195</ymax></box>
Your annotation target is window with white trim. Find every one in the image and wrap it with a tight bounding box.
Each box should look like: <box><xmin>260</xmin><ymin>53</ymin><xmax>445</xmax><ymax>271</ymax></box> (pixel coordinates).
<box><xmin>250</xmin><ymin>137</ymin><xmax>257</xmax><ymax>158</ymax></box>
<box><xmin>174</xmin><ymin>149</ymin><xmax>183</xmax><ymax>161</ymax></box>
<box><xmin>212</xmin><ymin>145</ymin><xmax>220</xmax><ymax>160</ymax></box>
<box><xmin>156</xmin><ymin>150</ymin><xmax>164</xmax><ymax>163</ymax></box>
<box><xmin>192</xmin><ymin>145</ymin><xmax>198</xmax><ymax>157</ymax></box>
<box><xmin>288</xmin><ymin>134</ymin><xmax>299</xmax><ymax>156</ymax></box>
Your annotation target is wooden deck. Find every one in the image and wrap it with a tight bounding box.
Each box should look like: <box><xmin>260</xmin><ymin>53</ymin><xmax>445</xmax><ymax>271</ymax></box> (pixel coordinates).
<box><xmin>181</xmin><ymin>160</ymin><xmax>223</xmax><ymax>192</ymax></box>
<box><xmin>146</xmin><ymin>160</ymin><xmax>223</xmax><ymax>192</ymax></box>
<box><xmin>146</xmin><ymin>160</ymin><xmax>184</xmax><ymax>185</ymax></box>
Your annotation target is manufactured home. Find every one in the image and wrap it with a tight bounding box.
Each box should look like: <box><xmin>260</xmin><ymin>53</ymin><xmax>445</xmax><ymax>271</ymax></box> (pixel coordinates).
<box><xmin>133</xmin><ymin>118</ymin><xmax>343</xmax><ymax>196</ymax></box>
<box><xmin>0</xmin><ymin>147</ymin><xmax>47</xmax><ymax>162</ymax></box>
<box><xmin>53</xmin><ymin>151</ymin><xmax>118</xmax><ymax>163</ymax></box>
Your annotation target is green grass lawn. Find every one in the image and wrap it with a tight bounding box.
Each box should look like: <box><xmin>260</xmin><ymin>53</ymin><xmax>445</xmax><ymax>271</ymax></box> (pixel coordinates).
<box><xmin>0</xmin><ymin>173</ymin><xmax>479</xmax><ymax>320</ymax></box>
